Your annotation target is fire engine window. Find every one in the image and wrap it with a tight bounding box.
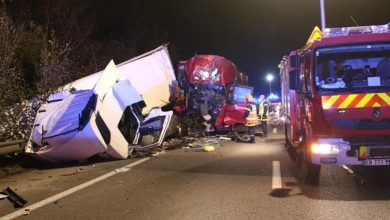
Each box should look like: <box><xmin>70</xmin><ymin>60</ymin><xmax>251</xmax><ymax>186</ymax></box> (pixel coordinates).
<box><xmin>315</xmin><ymin>43</ymin><xmax>390</xmax><ymax>91</ymax></box>
<box><xmin>304</xmin><ymin>54</ymin><xmax>312</xmax><ymax>92</ymax></box>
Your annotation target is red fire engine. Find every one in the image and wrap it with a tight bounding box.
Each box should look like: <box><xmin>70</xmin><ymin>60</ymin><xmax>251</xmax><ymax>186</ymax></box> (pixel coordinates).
<box><xmin>280</xmin><ymin>24</ymin><xmax>390</xmax><ymax>184</ymax></box>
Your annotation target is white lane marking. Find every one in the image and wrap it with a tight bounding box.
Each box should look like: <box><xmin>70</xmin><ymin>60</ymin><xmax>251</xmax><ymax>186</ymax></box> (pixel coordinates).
<box><xmin>341</xmin><ymin>165</ymin><xmax>354</xmax><ymax>174</ymax></box>
<box><xmin>0</xmin><ymin>157</ymin><xmax>150</xmax><ymax>220</ymax></box>
<box><xmin>272</xmin><ymin>161</ymin><xmax>282</xmax><ymax>189</ymax></box>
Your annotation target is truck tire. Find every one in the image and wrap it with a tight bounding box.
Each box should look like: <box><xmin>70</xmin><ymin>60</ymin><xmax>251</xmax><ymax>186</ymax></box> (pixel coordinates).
<box><xmin>296</xmin><ymin>140</ymin><xmax>321</xmax><ymax>186</ymax></box>
<box><xmin>284</xmin><ymin>124</ymin><xmax>290</xmax><ymax>149</ymax></box>
<box><xmin>233</xmin><ymin>125</ymin><xmax>252</xmax><ymax>143</ymax></box>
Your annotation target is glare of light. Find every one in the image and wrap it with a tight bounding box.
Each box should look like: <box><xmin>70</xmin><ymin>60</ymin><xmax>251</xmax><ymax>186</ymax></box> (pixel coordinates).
<box><xmin>267</xmin><ymin>93</ymin><xmax>279</xmax><ymax>100</ymax></box>
<box><xmin>266</xmin><ymin>74</ymin><xmax>274</xmax><ymax>82</ymax></box>
<box><xmin>311</xmin><ymin>143</ymin><xmax>340</xmax><ymax>155</ymax></box>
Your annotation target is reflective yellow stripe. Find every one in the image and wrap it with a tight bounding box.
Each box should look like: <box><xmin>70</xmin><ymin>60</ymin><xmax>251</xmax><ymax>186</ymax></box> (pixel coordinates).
<box><xmin>378</xmin><ymin>93</ymin><xmax>390</xmax><ymax>106</ymax></box>
<box><xmin>323</xmin><ymin>93</ymin><xmax>390</xmax><ymax>109</ymax></box>
<box><xmin>339</xmin><ymin>94</ymin><xmax>357</xmax><ymax>109</ymax></box>
<box><xmin>356</xmin><ymin>93</ymin><xmax>374</xmax><ymax>108</ymax></box>
<box><xmin>323</xmin><ymin>95</ymin><xmax>340</xmax><ymax>109</ymax></box>
<box><xmin>359</xmin><ymin>146</ymin><xmax>368</xmax><ymax>158</ymax></box>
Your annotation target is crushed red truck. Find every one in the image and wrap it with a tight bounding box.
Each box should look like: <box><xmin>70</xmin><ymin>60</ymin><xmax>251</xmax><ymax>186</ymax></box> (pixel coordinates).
<box><xmin>175</xmin><ymin>55</ymin><xmax>256</xmax><ymax>142</ymax></box>
<box><xmin>280</xmin><ymin>23</ymin><xmax>390</xmax><ymax>184</ymax></box>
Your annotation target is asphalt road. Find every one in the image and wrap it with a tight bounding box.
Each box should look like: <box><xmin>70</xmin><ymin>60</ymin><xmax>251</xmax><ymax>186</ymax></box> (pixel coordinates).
<box><xmin>2</xmin><ymin>133</ymin><xmax>390</xmax><ymax>219</ymax></box>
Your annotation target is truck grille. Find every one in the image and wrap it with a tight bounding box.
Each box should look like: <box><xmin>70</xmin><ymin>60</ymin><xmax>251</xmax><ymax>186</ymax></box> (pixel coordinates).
<box><xmin>345</xmin><ymin>137</ymin><xmax>390</xmax><ymax>150</ymax></box>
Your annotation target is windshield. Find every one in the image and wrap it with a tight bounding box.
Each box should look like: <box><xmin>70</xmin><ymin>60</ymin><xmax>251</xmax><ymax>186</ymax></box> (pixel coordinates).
<box><xmin>315</xmin><ymin>43</ymin><xmax>390</xmax><ymax>91</ymax></box>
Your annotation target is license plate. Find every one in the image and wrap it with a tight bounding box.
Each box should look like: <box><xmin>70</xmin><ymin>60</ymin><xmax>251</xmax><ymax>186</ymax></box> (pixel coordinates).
<box><xmin>362</xmin><ymin>159</ymin><xmax>390</xmax><ymax>166</ymax></box>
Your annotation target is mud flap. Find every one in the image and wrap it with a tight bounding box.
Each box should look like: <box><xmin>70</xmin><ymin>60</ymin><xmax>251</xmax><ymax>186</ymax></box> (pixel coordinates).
<box><xmin>2</xmin><ymin>187</ymin><xmax>27</xmax><ymax>208</ymax></box>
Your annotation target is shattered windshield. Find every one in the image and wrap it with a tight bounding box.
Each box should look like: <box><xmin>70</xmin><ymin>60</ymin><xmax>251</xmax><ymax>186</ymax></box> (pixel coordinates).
<box><xmin>315</xmin><ymin>43</ymin><xmax>390</xmax><ymax>91</ymax></box>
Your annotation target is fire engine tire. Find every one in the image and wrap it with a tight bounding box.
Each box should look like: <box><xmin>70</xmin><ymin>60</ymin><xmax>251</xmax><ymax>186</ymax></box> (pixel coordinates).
<box><xmin>284</xmin><ymin>125</ymin><xmax>291</xmax><ymax>149</ymax></box>
<box><xmin>296</xmin><ymin>142</ymin><xmax>321</xmax><ymax>186</ymax></box>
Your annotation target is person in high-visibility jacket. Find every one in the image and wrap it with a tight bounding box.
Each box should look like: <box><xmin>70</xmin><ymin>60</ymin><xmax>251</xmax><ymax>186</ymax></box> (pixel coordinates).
<box><xmin>257</xmin><ymin>94</ymin><xmax>270</xmax><ymax>137</ymax></box>
<box><xmin>244</xmin><ymin>94</ymin><xmax>257</xmax><ymax>143</ymax></box>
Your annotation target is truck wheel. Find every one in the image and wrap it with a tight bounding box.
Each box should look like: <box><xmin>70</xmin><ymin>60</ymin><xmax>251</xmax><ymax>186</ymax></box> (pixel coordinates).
<box><xmin>296</xmin><ymin>141</ymin><xmax>321</xmax><ymax>186</ymax></box>
<box><xmin>235</xmin><ymin>132</ymin><xmax>252</xmax><ymax>142</ymax></box>
<box><xmin>284</xmin><ymin>124</ymin><xmax>290</xmax><ymax>149</ymax></box>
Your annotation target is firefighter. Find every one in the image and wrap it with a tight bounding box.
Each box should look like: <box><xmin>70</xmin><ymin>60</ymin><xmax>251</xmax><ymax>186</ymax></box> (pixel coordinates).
<box><xmin>244</xmin><ymin>94</ymin><xmax>257</xmax><ymax>143</ymax></box>
<box><xmin>258</xmin><ymin>94</ymin><xmax>269</xmax><ymax>137</ymax></box>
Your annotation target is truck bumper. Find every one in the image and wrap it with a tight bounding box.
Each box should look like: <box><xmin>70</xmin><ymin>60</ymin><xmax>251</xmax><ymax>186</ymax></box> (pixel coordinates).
<box><xmin>311</xmin><ymin>138</ymin><xmax>390</xmax><ymax>166</ymax></box>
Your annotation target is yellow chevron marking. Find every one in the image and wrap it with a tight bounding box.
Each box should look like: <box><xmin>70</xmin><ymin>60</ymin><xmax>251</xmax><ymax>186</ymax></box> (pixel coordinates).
<box><xmin>373</xmin><ymin>102</ymin><xmax>381</xmax><ymax>107</ymax></box>
<box><xmin>339</xmin><ymin>94</ymin><xmax>357</xmax><ymax>109</ymax></box>
<box><xmin>323</xmin><ymin>95</ymin><xmax>340</xmax><ymax>109</ymax></box>
<box><xmin>378</xmin><ymin>93</ymin><xmax>390</xmax><ymax>106</ymax></box>
<box><xmin>356</xmin><ymin>93</ymin><xmax>375</xmax><ymax>108</ymax></box>
<box><xmin>359</xmin><ymin>146</ymin><xmax>368</xmax><ymax>158</ymax></box>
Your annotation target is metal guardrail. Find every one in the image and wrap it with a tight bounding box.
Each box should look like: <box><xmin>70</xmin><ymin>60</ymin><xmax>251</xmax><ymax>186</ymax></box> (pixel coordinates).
<box><xmin>0</xmin><ymin>140</ymin><xmax>24</xmax><ymax>155</ymax></box>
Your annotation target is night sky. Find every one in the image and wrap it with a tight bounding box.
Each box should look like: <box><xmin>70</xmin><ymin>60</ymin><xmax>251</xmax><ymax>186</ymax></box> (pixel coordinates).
<box><xmin>94</xmin><ymin>0</ymin><xmax>390</xmax><ymax>96</ymax></box>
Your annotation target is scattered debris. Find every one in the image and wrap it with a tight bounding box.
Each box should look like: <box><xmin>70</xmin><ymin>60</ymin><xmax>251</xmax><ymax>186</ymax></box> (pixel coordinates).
<box><xmin>23</xmin><ymin>209</ymin><xmax>31</xmax><ymax>215</ymax></box>
<box><xmin>162</xmin><ymin>138</ymin><xmax>187</xmax><ymax>150</ymax></box>
<box><xmin>0</xmin><ymin>193</ymin><xmax>8</xmax><ymax>200</ymax></box>
<box><xmin>187</xmin><ymin>137</ymin><xmax>220</xmax><ymax>152</ymax></box>
<box><xmin>218</xmin><ymin>136</ymin><xmax>232</xmax><ymax>141</ymax></box>
<box><xmin>203</xmin><ymin>146</ymin><xmax>215</xmax><ymax>152</ymax></box>
<box><xmin>115</xmin><ymin>167</ymin><xmax>131</xmax><ymax>173</ymax></box>
<box><xmin>1</xmin><ymin>187</ymin><xmax>27</xmax><ymax>208</ymax></box>
<box><xmin>270</xmin><ymin>188</ymin><xmax>292</xmax><ymax>198</ymax></box>
<box><xmin>151</xmin><ymin>150</ymin><xmax>166</xmax><ymax>157</ymax></box>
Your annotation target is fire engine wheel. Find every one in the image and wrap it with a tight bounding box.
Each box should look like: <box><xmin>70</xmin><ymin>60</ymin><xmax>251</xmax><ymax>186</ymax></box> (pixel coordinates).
<box><xmin>235</xmin><ymin>132</ymin><xmax>252</xmax><ymax>143</ymax></box>
<box><xmin>296</xmin><ymin>141</ymin><xmax>321</xmax><ymax>186</ymax></box>
<box><xmin>284</xmin><ymin>125</ymin><xmax>291</xmax><ymax>149</ymax></box>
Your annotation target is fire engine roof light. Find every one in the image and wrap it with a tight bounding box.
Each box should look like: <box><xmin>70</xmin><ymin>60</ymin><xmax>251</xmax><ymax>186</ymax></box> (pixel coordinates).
<box><xmin>323</xmin><ymin>23</ymin><xmax>390</xmax><ymax>38</ymax></box>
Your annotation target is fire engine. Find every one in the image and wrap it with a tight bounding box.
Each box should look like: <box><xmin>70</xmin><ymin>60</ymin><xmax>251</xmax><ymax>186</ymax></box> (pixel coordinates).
<box><xmin>280</xmin><ymin>24</ymin><xmax>390</xmax><ymax>184</ymax></box>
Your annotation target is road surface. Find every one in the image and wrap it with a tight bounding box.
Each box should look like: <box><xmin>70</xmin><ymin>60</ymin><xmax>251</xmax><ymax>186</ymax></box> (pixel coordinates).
<box><xmin>1</xmin><ymin>133</ymin><xmax>390</xmax><ymax>219</ymax></box>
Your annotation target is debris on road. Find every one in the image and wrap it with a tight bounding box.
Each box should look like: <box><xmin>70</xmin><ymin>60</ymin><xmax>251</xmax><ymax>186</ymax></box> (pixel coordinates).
<box><xmin>203</xmin><ymin>146</ymin><xmax>215</xmax><ymax>152</ymax></box>
<box><xmin>151</xmin><ymin>150</ymin><xmax>166</xmax><ymax>157</ymax></box>
<box><xmin>115</xmin><ymin>167</ymin><xmax>131</xmax><ymax>173</ymax></box>
<box><xmin>187</xmin><ymin>137</ymin><xmax>220</xmax><ymax>152</ymax></box>
<box><xmin>0</xmin><ymin>193</ymin><xmax>8</xmax><ymax>200</ymax></box>
<box><xmin>1</xmin><ymin>187</ymin><xmax>27</xmax><ymax>208</ymax></box>
<box><xmin>218</xmin><ymin>136</ymin><xmax>232</xmax><ymax>141</ymax></box>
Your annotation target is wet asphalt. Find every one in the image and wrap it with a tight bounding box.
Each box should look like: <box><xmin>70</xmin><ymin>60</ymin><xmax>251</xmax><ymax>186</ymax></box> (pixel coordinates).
<box><xmin>1</xmin><ymin>133</ymin><xmax>390</xmax><ymax>219</ymax></box>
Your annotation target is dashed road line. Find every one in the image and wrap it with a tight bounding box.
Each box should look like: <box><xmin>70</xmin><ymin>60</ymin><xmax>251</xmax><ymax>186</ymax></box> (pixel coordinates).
<box><xmin>341</xmin><ymin>165</ymin><xmax>354</xmax><ymax>174</ymax></box>
<box><xmin>272</xmin><ymin>161</ymin><xmax>282</xmax><ymax>189</ymax></box>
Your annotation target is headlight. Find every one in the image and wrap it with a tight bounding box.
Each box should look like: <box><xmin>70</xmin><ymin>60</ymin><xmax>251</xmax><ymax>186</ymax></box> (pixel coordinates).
<box><xmin>311</xmin><ymin>143</ymin><xmax>340</xmax><ymax>155</ymax></box>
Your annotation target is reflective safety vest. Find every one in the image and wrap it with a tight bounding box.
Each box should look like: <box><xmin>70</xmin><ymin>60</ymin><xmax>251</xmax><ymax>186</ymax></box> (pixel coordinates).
<box><xmin>259</xmin><ymin>100</ymin><xmax>269</xmax><ymax>121</ymax></box>
<box><xmin>245</xmin><ymin>104</ymin><xmax>258</xmax><ymax>127</ymax></box>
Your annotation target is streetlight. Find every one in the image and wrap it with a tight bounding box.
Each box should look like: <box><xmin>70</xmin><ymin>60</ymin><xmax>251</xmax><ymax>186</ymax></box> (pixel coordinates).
<box><xmin>266</xmin><ymin>73</ymin><xmax>274</xmax><ymax>95</ymax></box>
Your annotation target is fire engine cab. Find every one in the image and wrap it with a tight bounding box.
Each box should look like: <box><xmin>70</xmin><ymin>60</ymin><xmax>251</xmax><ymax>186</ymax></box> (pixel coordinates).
<box><xmin>280</xmin><ymin>24</ymin><xmax>390</xmax><ymax>184</ymax></box>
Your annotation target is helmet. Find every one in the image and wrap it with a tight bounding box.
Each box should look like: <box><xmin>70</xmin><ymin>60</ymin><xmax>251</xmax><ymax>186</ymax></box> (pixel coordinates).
<box><xmin>245</xmin><ymin>94</ymin><xmax>253</xmax><ymax>102</ymax></box>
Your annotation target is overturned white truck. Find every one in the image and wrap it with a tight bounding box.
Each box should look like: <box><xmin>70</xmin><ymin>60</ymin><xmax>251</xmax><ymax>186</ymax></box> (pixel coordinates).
<box><xmin>25</xmin><ymin>45</ymin><xmax>177</xmax><ymax>162</ymax></box>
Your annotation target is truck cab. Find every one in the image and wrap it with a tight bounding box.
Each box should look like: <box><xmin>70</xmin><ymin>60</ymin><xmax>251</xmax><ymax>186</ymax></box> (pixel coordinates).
<box><xmin>280</xmin><ymin>24</ymin><xmax>390</xmax><ymax>184</ymax></box>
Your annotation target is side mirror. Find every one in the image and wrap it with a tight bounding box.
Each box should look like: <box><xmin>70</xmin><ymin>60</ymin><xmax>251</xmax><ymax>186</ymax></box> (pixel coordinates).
<box><xmin>289</xmin><ymin>70</ymin><xmax>301</xmax><ymax>90</ymax></box>
<box><xmin>290</xmin><ymin>55</ymin><xmax>302</xmax><ymax>68</ymax></box>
